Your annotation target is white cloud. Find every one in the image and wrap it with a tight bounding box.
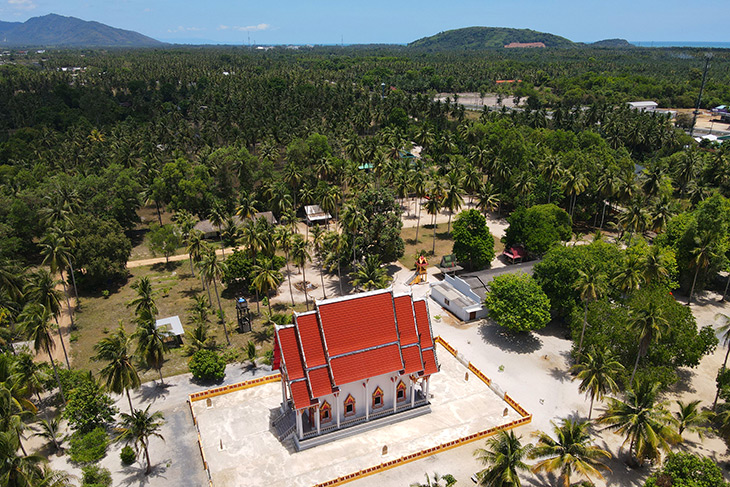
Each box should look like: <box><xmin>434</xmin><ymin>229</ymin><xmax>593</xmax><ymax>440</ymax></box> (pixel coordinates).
<box><xmin>167</xmin><ymin>26</ymin><xmax>205</xmax><ymax>33</ymax></box>
<box><xmin>218</xmin><ymin>23</ymin><xmax>270</xmax><ymax>32</ymax></box>
<box><xmin>8</xmin><ymin>0</ymin><xmax>36</xmax><ymax>11</ymax></box>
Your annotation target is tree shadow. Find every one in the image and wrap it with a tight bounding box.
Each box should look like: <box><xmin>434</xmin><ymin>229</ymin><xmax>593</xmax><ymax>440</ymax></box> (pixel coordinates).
<box><xmin>134</xmin><ymin>382</ymin><xmax>171</xmax><ymax>404</ymax></box>
<box><xmin>150</xmin><ymin>261</ymin><xmax>182</xmax><ymax>273</ymax></box>
<box><xmin>548</xmin><ymin>366</ymin><xmax>573</xmax><ymax>384</ymax></box>
<box><xmin>120</xmin><ymin>459</ymin><xmax>170</xmax><ymax>486</ymax></box>
<box><xmin>666</xmin><ymin>367</ymin><xmax>697</xmax><ymax>395</ymax></box>
<box><xmin>478</xmin><ymin>321</ymin><xmax>543</xmax><ymax>354</ymax></box>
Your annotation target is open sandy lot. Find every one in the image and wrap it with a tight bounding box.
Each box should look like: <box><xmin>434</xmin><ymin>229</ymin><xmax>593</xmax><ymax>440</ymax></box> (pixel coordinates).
<box><xmin>193</xmin><ymin>342</ymin><xmax>522</xmax><ymax>487</ymax></box>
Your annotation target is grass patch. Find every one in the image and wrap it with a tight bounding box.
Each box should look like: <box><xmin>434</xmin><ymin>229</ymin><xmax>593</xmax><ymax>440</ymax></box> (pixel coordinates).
<box><xmin>72</xmin><ymin>262</ymin><xmax>294</xmax><ymax>382</ymax></box>
<box><xmin>399</xmin><ymin>223</ymin><xmax>454</xmax><ymax>269</ymax></box>
<box><xmin>399</xmin><ymin>220</ymin><xmax>505</xmax><ymax>270</ymax></box>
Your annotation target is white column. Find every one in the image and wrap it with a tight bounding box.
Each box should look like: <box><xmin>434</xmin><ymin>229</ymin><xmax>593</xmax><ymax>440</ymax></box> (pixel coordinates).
<box><xmin>315</xmin><ymin>404</ymin><xmax>321</xmax><ymax>435</ymax></box>
<box><xmin>365</xmin><ymin>380</ymin><xmax>370</xmax><ymax>421</ymax></box>
<box><xmin>281</xmin><ymin>380</ymin><xmax>288</xmax><ymax>412</ymax></box>
<box><xmin>411</xmin><ymin>377</ymin><xmax>416</xmax><ymax>408</ymax></box>
<box><xmin>336</xmin><ymin>394</ymin><xmax>341</xmax><ymax>429</ymax></box>
<box><xmin>392</xmin><ymin>377</ymin><xmax>398</xmax><ymax>412</ymax></box>
<box><xmin>424</xmin><ymin>376</ymin><xmax>430</xmax><ymax>401</ymax></box>
<box><xmin>296</xmin><ymin>409</ymin><xmax>303</xmax><ymax>439</ymax></box>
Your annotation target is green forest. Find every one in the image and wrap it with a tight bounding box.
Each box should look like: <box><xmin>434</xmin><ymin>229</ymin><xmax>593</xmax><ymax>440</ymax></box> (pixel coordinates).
<box><xmin>1</xmin><ymin>44</ymin><xmax>730</xmax><ymax>485</ymax></box>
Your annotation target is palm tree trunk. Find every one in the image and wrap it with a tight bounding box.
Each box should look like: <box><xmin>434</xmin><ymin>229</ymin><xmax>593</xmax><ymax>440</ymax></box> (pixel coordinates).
<box><xmin>126</xmin><ymin>388</ymin><xmax>134</xmax><ymax>414</ymax></box>
<box><xmin>629</xmin><ymin>350</ymin><xmax>641</xmax><ymax>387</ymax></box>
<box><xmin>577</xmin><ymin>303</ymin><xmax>588</xmax><ymax>355</ymax></box>
<box><xmin>61</xmin><ymin>275</ymin><xmax>75</xmax><ymax>334</ymax></box>
<box><xmin>213</xmin><ymin>280</ymin><xmax>230</xmax><ymax>345</ymax></box>
<box><xmin>158</xmin><ymin>367</ymin><xmax>164</xmax><ymax>385</ymax></box>
<box><xmin>447</xmin><ymin>212</ymin><xmax>452</xmax><ymax>236</ymax></box>
<box><xmin>415</xmin><ymin>198</ymin><xmax>422</xmax><ymax>243</ymax></box>
<box><xmin>69</xmin><ymin>262</ymin><xmax>79</xmax><ymax>305</ymax></box>
<box><xmin>204</xmin><ymin>277</ymin><xmax>212</xmax><ymax>304</ymax></box>
<box><xmin>267</xmin><ymin>290</ymin><xmax>273</xmax><ymax>316</ymax></box>
<box><xmin>303</xmin><ymin>267</ymin><xmax>310</xmax><ymax>311</ymax></box>
<box><xmin>688</xmin><ymin>265</ymin><xmax>700</xmax><ymax>306</ymax></box>
<box><xmin>53</xmin><ymin>315</ymin><xmax>70</xmax><ymax>369</ymax></box>
<box><xmin>189</xmin><ymin>255</ymin><xmax>195</xmax><ymax>277</ymax></box>
<box><xmin>144</xmin><ymin>442</ymin><xmax>152</xmax><ymax>475</ymax></box>
<box><xmin>17</xmin><ymin>430</ymin><xmax>27</xmax><ymax>456</ymax></box>
<box><xmin>589</xmin><ymin>393</ymin><xmax>595</xmax><ymax>420</ymax></box>
<box><xmin>286</xmin><ymin>258</ymin><xmax>295</xmax><ymax>306</ymax></box>
<box><xmin>337</xmin><ymin>260</ymin><xmax>343</xmax><ymax>296</ymax></box>
<box><xmin>432</xmin><ymin>214</ymin><xmax>437</xmax><ymax>255</ymax></box>
<box><xmin>155</xmin><ymin>201</ymin><xmax>162</xmax><ymax>225</ymax></box>
<box><xmin>46</xmin><ymin>343</ymin><xmax>65</xmax><ymax>404</ymax></box>
<box><xmin>319</xmin><ymin>261</ymin><xmax>327</xmax><ymax>300</ymax></box>
<box><xmin>600</xmin><ymin>200</ymin><xmax>607</xmax><ymax>229</ymax></box>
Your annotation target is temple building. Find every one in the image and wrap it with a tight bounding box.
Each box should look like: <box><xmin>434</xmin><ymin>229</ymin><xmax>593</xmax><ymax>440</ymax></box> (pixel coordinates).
<box><xmin>273</xmin><ymin>288</ymin><xmax>439</xmax><ymax>450</ymax></box>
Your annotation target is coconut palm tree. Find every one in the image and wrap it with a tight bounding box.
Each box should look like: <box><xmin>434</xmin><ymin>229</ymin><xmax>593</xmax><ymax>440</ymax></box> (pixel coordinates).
<box><xmin>185</xmin><ymin>230</ymin><xmax>205</xmax><ymax>278</ymax></box>
<box><xmin>133</xmin><ymin>311</ymin><xmax>170</xmax><ymax>385</ymax></box>
<box><xmin>92</xmin><ymin>323</ymin><xmax>140</xmax><ymax>413</ymax></box>
<box><xmin>310</xmin><ymin>224</ymin><xmax>328</xmax><ymax>300</ymax></box>
<box><xmin>612</xmin><ymin>254</ymin><xmax>646</xmax><ymax>297</ymax></box>
<box><xmin>252</xmin><ymin>257</ymin><xmax>283</xmax><ymax>316</ymax></box>
<box><xmin>275</xmin><ymin>225</ymin><xmax>296</xmax><ymax>306</ymax></box>
<box><xmin>643</xmin><ymin>245</ymin><xmax>670</xmax><ymax>285</ymax></box>
<box><xmin>114</xmin><ymin>405</ymin><xmax>165</xmax><ymax>475</ymax></box>
<box><xmin>628</xmin><ymin>301</ymin><xmax>669</xmax><ymax>386</ymax></box>
<box><xmin>0</xmin><ymin>430</ymin><xmax>47</xmax><ymax>487</ymax></box>
<box><xmin>322</xmin><ymin>230</ymin><xmax>346</xmax><ymax>296</ymax></box>
<box><xmin>713</xmin><ymin>313</ymin><xmax>730</xmax><ymax>409</ymax></box>
<box><xmin>598</xmin><ymin>379</ymin><xmax>679</xmax><ymax>466</ymax></box>
<box><xmin>291</xmin><ymin>234</ymin><xmax>311</xmax><ymax>310</ymax></box>
<box><xmin>0</xmin><ymin>387</ymin><xmax>34</xmax><ymax>456</ymax></box>
<box><xmin>240</xmin><ymin>219</ymin><xmax>265</xmax><ymax>314</ymax></box>
<box><xmin>24</xmin><ymin>270</ymin><xmax>70</xmax><ymax>369</ymax></box>
<box><xmin>476</xmin><ymin>182</ymin><xmax>500</xmax><ymax>218</ymax></box>
<box><xmin>32</xmin><ymin>415</ymin><xmax>63</xmax><ymax>452</ymax></box>
<box><xmin>473</xmin><ymin>430</ymin><xmax>532</xmax><ymax>487</ymax></box>
<box><xmin>127</xmin><ymin>276</ymin><xmax>158</xmax><ymax>319</ymax></box>
<box><xmin>443</xmin><ymin>172</ymin><xmax>464</xmax><ymax>235</ymax></box>
<box><xmin>529</xmin><ymin>419</ymin><xmax>611</xmax><ymax>487</ymax></box>
<box><xmin>687</xmin><ymin>231</ymin><xmax>715</xmax><ymax>306</ymax></box>
<box><xmin>574</xmin><ymin>266</ymin><xmax>605</xmax><ymax>355</ymax></box>
<box><xmin>571</xmin><ymin>346</ymin><xmax>624</xmax><ymax>419</ymax></box>
<box><xmin>350</xmin><ymin>255</ymin><xmax>391</xmax><ymax>291</ymax></box>
<box><xmin>18</xmin><ymin>304</ymin><xmax>65</xmax><ymax>404</ymax></box>
<box><xmin>672</xmin><ymin>399</ymin><xmax>710</xmax><ymax>441</ymax></box>
<box><xmin>199</xmin><ymin>249</ymin><xmax>230</xmax><ymax>345</ymax></box>
<box><xmin>38</xmin><ymin>231</ymin><xmax>76</xmax><ymax>332</ymax></box>
<box><xmin>424</xmin><ymin>196</ymin><xmax>442</xmax><ymax>255</ymax></box>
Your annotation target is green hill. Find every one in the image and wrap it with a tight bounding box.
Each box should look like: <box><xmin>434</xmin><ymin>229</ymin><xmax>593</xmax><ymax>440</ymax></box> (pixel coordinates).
<box><xmin>408</xmin><ymin>26</ymin><xmax>576</xmax><ymax>50</ymax></box>
<box><xmin>590</xmin><ymin>38</ymin><xmax>634</xmax><ymax>48</ymax></box>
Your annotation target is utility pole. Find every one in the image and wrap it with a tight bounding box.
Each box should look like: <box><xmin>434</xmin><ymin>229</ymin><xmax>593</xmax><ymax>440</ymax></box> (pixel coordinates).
<box><xmin>690</xmin><ymin>53</ymin><xmax>712</xmax><ymax>138</ymax></box>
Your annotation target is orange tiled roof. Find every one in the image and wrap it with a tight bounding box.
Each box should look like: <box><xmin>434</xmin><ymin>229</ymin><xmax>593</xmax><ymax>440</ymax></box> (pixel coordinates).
<box><xmin>276</xmin><ymin>290</ymin><xmax>438</xmax><ymax>410</ymax></box>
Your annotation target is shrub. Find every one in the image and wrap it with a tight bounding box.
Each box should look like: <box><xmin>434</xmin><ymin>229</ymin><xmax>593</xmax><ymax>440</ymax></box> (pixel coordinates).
<box><xmin>120</xmin><ymin>445</ymin><xmax>136</xmax><ymax>465</ymax></box>
<box><xmin>81</xmin><ymin>465</ymin><xmax>112</xmax><ymax>487</ymax></box>
<box><xmin>189</xmin><ymin>349</ymin><xmax>226</xmax><ymax>381</ymax></box>
<box><xmin>69</xmin><ymin>427</ymin><xmax>109</xmax><ymax>464</ymax></box>
<box><xmin>63</xmin><ymin>378</ymin><xmax>117</xmax><ymax>433</ymax></box>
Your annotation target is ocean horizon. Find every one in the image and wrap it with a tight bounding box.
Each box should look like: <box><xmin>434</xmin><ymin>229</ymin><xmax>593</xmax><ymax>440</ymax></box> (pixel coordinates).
<box><xmin>630</xmin><ymin>41</ymin><xmax>730</xmax><ymax>48</ymax></box>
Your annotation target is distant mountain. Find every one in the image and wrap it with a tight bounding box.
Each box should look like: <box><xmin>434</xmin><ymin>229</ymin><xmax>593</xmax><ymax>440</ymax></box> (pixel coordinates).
<box><xmin>0</xmin><ymin>13</ymin><xmax>163</xmax><ymax>47</ymax></box>
<box><xmin>591</xmin><ymin>38</ymin><xmax>634</xmax><ymax>48</ymax></box>
<box><xmin>408</xmin><ymin>27</ymin><xmax>576</xmax><ymax>50</ymax></box>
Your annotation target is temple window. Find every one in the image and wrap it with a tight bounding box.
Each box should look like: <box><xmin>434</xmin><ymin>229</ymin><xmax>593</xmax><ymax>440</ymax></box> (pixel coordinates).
<box><xmin>372</xmin><ymin>386</ymin><xmax>384</xmax><ymax>409</ymax></box>
<box><xmin>344</xmin><ymin>394</ymin><xmax>356</xmax><ymax>417</ymax></box>
<box><xmin>320</xmin><ymin>401</ymin><xmax>331</xmax><ymax>423</ymax></box>
<box><xmin>396</xmin><ymin>381</ymin><xmax>407</xmax><ymax>402</ymax></box>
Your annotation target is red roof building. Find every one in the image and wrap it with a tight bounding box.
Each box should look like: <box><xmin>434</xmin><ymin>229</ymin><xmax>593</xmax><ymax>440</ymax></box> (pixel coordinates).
<box><xmin>274</xmin><ymin>288</ymin><xmax>439</xmax><ymax>446</ymax></box>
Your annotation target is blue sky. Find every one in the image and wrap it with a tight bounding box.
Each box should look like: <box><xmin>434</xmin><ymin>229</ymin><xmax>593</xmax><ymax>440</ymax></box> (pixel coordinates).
<box><xmin>1</xmin><ymin>0</ymin><xmax>728</xmax><ymax>45</ymax></box>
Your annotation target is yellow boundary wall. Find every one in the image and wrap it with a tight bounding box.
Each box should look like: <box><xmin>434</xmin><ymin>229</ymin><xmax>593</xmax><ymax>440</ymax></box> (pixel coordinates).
<box><xmin>186</xmin><ymin>337</ymin><xmax>532</xmax><ymax>487</ymax></box>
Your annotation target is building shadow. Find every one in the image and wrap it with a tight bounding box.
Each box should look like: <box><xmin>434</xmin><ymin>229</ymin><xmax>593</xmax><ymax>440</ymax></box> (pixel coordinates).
<box><xmin>478</xmin><ymin>321</ymin><xmax>543</xmax><ymax>354</ymax></box>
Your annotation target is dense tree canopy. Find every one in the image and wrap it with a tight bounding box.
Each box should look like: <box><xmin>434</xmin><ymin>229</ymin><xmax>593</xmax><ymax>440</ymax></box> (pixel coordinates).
<box><xmin>452</xmin><ymin>209</ymin><xmax>495</xmax><ymax>270</ymax></box>
<box><xmin>503</xmin><ymin>204</ymin><xmax>572</xmax><ymax>256</ymax></box>
<box><xmin>485</xmin><ymin>273</ymin><xmax>551</xmax><ymax>333</ymax></box>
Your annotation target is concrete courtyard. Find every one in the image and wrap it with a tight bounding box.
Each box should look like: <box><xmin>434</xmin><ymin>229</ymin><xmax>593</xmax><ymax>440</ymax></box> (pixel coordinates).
<box><xmin>192</xmin><ymin>342</ymin><xmax>525</xmax><ymax>487</ymax></box>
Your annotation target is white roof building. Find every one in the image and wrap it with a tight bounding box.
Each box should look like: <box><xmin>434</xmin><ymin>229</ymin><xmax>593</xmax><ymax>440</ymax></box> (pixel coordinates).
<box><xmin>627</xmin><ymin>101</ymin><xmax>658</xmax><ymax>112</ymax></box>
